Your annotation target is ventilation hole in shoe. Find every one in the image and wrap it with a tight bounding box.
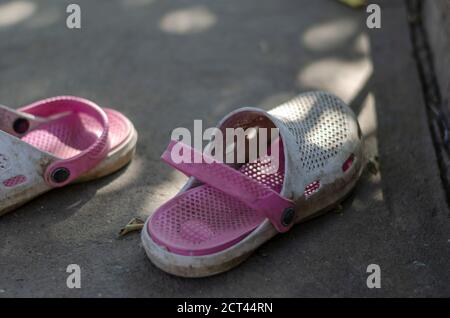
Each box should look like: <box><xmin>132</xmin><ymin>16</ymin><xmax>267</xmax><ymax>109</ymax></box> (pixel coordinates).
<box><xmin>269</xmin><ymin>92</ymin><xmax>349</xmax><ymax>172</ymax></box>
<box><xmin>3</xmin><ymin>175</ymin><xmax>27</xmax><ymax>187</ymax></box>
<box><xmin>304</xmin><ymin>180</ymin><xmax>320</xmax><ymax>198</ymax></box>
<box><xmin>342</xmin><ymin>154</ymin><xmax>355</xmax><ymax>172</ymax></box>
<box><xmin>240</xmin><ymin>154</ymin><xmax>284</xmax><ymax>192</ymax></box>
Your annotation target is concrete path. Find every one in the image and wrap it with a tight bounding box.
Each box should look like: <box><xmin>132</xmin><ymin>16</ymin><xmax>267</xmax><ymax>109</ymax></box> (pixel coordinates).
<box><xmin>0</xmin><ymin>0</ymin><xmax>449</xmax><ymax>297</ymax></box>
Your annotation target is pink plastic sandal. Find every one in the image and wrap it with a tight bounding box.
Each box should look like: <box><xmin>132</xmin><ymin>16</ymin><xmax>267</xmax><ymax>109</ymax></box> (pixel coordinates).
<box><xmin>142</xmin><ymin>91</ymin><xmax>364</xmax><ymax>277</ymax></box>
<box><xmin>0</xmin><ymin>96</ymin><xmax>137</xmax><ymax>215</ymax></box>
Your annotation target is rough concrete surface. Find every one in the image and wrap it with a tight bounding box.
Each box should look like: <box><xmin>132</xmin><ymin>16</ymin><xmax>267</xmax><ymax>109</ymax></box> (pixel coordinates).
<box><xmin>0</xmin><ymin>0</ymin><xmax>449</xmax><ymax>297</ymax></box>
<box><xmin>424</xmin><ymin>0</ymin><xmax>450</xmax><ymax>116</ymax></box>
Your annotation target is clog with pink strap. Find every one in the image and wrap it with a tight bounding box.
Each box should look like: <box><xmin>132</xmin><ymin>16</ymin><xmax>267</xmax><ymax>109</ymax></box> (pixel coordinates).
<box><xmin>0</xmin><ymin>96</ymin><xmax>137</xmax><ymax>215</ymax></box>
<box><xmin>142</xmin><ymin>91</ymin><xmax>364</xmax><ymax>277</ymax></box>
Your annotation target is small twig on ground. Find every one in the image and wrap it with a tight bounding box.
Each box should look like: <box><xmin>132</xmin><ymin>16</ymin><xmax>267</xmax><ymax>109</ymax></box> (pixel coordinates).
<box><xmin>366</xmin><ymin>157</ymin><xmax>379</xmax><ymax>175</ymax></box>
<box><xmin>119</xmin><ymin>217</ymin><xmax>145</xmax><ymax>237</ymax></box>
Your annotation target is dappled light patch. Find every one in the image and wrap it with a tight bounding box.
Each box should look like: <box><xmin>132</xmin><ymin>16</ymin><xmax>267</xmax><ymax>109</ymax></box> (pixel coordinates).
<box><xmin>297</xmin><ymin>57</ymin><xmax>373</xmax><ymax>103</ymax></box>
<box><xmin>159</xmin><ymin>6</ymin><xmax>216</xmax><ymax>35</ymax></box>
<box><xmin>357</xmin><ymin>93</ymin><xmax>378</xmax><ymax>160</ymax></box>
<box><xmin>354</xmin><ymin>33</ymin><xmax>371</xmax><ymax>55</ymax></box>
<box><xmin>0</xmin><ymin>1</ymin><xmax>36</xmax><ymax>28</ymax></box>
<box><xmin>357</xmin><ymin>94</ymin><xmax>377</xmax><ymax>138</ymax></box>
<box><xmin>302</xmin><ymin>19</ymin><xmax>357</xmax><ymax>52</ymax></box>
<box><xmin>25</xmin><ymin>6</ymin><xmax>60</xmax><ymax>29</ymax></box>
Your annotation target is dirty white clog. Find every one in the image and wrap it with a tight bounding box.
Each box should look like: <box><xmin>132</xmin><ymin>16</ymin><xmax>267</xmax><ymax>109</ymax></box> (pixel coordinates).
<box><xmin>0</xmin><ymin>96</ymin><xmax>137</xmax><ymax>215</ymax></box>
<box><xmin>142</xmin><ymin>91</ymin><xmax>364</xmax><ymax>277</ymax></box>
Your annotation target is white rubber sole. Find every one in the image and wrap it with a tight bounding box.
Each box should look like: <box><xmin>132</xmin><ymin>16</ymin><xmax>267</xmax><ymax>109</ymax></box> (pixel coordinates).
<box><xmin>78</xmin><ymin>126</ymin><xmax>138</xmax><ymax>183</ymax></box>
<box><xmin>141</xmin><ymin>151</ymin><xmax>364</xmax><ymax>278</ymax></box>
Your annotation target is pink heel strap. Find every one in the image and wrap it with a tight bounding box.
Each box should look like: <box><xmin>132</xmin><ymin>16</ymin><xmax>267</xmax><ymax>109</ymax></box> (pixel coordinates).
<box><xmin>161</xmin><ymin>140</ymin><xmax>295</xmax><ymax>232</ymax></box>
<box><xmin>14</xmin><ymin>96</ymin><xmax>110</xmax><ymax>187</ymax></box>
